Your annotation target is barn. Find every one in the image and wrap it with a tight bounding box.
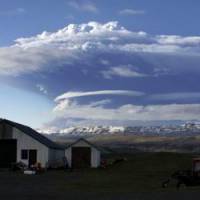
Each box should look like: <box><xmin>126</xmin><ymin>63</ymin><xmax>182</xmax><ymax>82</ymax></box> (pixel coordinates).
<box><xmin>65</xmin><ymin>138</ymin><xmax>101</xmax><ymax>168</ymax></box>
<box><xmin>0</xmin><ymin>119</ymin><xmax>65</xmax><ymax>168</ymax></box>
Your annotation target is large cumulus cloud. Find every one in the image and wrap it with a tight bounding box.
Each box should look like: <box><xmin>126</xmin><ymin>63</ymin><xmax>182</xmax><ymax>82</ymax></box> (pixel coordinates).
<box><xmin>1</xmin><ymin>21</ymin><xmax>200</xmax><ymax>76</ymax></box>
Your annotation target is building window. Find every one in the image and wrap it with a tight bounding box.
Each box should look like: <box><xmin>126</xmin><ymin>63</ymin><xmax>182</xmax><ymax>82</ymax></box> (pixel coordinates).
<box><xmin>21</xmin><ymin>149</ymin><xmax>28</xmax><ymax>160</ymax></box>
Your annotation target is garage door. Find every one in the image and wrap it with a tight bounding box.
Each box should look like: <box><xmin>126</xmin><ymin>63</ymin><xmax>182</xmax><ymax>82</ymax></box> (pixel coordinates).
<box><xmin>72</xmin><ymin>147</ymin><xmax>91</xmax><ymax>168</ymax></box>
<box><xmin>0</xmin><ymin>139</ymin><xmax>17</xmax><ymax>168</ymax></box>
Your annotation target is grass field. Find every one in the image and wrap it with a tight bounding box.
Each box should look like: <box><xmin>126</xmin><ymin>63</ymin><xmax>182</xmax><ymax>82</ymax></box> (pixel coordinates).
<box><xmin>0</xmin><ymin>152</ymin><xmax>200</xmax><ymax>200</ymax></box>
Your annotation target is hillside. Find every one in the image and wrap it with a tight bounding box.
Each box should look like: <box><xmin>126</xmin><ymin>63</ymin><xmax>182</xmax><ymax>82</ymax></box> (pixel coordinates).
<box><xmin>54</xmin><ymin>134</ymin><xmax>200</xmax><ymax>153</ymax></box>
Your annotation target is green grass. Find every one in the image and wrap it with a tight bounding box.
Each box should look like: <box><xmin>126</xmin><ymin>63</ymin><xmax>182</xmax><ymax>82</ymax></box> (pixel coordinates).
<box><xmin>0</xmin><ymin>152</ymin><xmax>199</xmax><ymax>199</ymax></box>
<box><xmin>65</xmin><ymin>152</ymin><xmax>194</xmax><ymax>192</ymax></box>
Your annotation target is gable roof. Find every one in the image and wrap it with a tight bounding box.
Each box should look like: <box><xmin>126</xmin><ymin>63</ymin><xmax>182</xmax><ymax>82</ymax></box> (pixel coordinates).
<box><xmin>0</xmin><ymin>119</ymin><xmax>64</xmax><ymax>150</ymax></box>
<box><xmin>66</xmin><ymin>138</ymin><xmax>101</xmax><ymax>151</ymax></box>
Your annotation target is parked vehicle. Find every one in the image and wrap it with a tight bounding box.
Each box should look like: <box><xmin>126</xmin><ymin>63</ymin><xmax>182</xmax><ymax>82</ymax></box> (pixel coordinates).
<box><xmin>162</xmin><ymin>157</ymin><xmax>200</xmax><ymax>189</ymax></box>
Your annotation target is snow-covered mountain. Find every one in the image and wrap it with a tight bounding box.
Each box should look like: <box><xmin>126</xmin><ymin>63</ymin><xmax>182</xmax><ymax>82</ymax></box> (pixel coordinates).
<box><xmin>38</xmin><ymin>126</ymin><xmax>126</xmax><ymax>136</ymax></box>
<box><xmin>38</xmin><ymin>122</ymin><xmax>200</xmax><ymax>138</ymax></box>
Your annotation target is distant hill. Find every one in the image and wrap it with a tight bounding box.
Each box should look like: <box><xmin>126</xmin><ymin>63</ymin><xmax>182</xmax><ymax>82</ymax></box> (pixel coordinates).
<box><xmin>43</xmin><ymin>134</ymin><xmax>200</xmax><ymax>154</ymax></box>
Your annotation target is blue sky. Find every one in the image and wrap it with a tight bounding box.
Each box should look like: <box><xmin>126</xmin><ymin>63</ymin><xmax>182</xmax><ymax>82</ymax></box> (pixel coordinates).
<box><xmin>1</xmin><ymin>0</ymin><xmax>200</xmax><ymax>132</ymax></box>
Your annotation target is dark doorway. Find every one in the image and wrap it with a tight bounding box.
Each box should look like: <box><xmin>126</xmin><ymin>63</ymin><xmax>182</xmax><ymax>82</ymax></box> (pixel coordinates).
<box><xmin>29</xmin><ymin>150</ymin><xmax>37</xmax><ymax>166</ymax></box>
<box><xmin>72</xmin><ymin>147</ymin><xmax>91</xmax><ymax>168</ymax></box>
<box><xmin>0</xmin><ymin>139</ymin><xmax>17</xmax><ymax>168</ymax></box>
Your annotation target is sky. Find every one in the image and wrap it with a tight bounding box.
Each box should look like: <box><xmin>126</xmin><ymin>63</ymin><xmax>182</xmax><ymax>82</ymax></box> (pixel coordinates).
<box><xmin>1</xmin><ymin>0</ymin><xmax>200</xmax><ymax>132</ymax></box>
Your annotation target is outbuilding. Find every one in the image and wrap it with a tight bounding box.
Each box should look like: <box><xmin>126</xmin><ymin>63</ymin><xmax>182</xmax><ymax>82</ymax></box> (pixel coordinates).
<box><xmin>0</xmin><ymin>119</ymin><xmax>65</xmax><ymax>168</ymax></box>
<box><xmin>65</xmin><ymin>138</ymin><xmax>101</xmax><ymax>168</ymax></box>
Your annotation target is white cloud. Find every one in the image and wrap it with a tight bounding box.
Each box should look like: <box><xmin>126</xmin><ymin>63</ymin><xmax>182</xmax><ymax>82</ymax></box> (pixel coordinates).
<box><xmin>100</xmin><ymin>59</ymin><xmax>110</xmax><ymax>65</ymax></box>
<box><xmin>53</xmin><ymin>99</ymin><xmax>200</xmax><ymax>122</ymax></box>
<box><xmin>118</xmin><ymin>43</ymin><xmax>182</xmax><ymax>53</ymax></box>
<box><xmin>0</xmin><ymin>21</ymin><xmax>200</xmax><ymax>76</ymax></box>
<box><xmin>68</xmin><ymin>1</ymin><xmax>98</xmax><ymax>13</ymax></box>
<box><xmin>101</xmin><ymin>65</ymin><xmax>147</xmax><ymax>79</ymax></box>
<box><xmin>157</xmin><ymin>35</ymin><xmax>200</xmax><ymax>46</ymax></box>
<box><xmin>53</xmin><ymin>90</ymin><xmax>144</xmax><ymax>119</ymax></box>
<box><xmin>53</xmin><ymin>98</ymin><xmax>111</xmax><ymax>113</ymax></box>
<box><xmin>36</xmin><ymin>84</ymin><xmax>48</xmax><ymax>95</ymax></box>
<box><xmin>52</xmin><ymin>90</ymin><xmax>200</xmax><ymax>125</ymax></box>
<box><xmin>89</xmin><ymin>99</ymin><xmax>111</xmax><ymax>107</ymax></box>
<box><xmin>53</xmin><ymin>99</ymin><xmax>72</xmax><ymax>112</ymax></box>
<box><xmin>119</xmin><ymin>9</ymin><xmax>145</xmax><ymax>15</ymax></box>
<box><xmin>55</xmin><ymin>90</ymin><xmax>144</xmax><ymax>102</ymax></box>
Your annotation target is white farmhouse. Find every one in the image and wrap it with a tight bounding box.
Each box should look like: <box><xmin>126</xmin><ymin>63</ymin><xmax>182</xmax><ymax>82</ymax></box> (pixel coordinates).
<box><xmin>0</xmin><ymin>119</ymin><xmax>65</xmax><ymax>168</ymax></box>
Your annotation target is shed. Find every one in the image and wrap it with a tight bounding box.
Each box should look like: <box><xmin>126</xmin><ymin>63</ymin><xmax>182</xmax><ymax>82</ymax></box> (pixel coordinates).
<box><xmin>0</xmin><ymin>119</ymin><xmax>65</xmax><ymax>168</ymax></box>
<box><xmin>65</xmin><ymin>138</ymin><xmax>101</xmax><ymax>168</ymax></box>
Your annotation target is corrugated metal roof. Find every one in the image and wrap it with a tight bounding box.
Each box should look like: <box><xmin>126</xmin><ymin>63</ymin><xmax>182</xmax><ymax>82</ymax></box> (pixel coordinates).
<box><xmin>0</xmin><ymin>119</ymin><xmax>64</xmax><ymax>150</ymax></box>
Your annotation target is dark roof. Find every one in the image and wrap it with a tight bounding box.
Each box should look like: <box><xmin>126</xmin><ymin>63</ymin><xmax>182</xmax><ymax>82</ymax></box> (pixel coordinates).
<box><xmin>66</xmin><ymin>138</ymin><xmax>101</xmax><ymax>151</ymax></box>
<box><xmin>0</xmin><ymin>119</ymin><xmax>64</xmax><ymax>150</ymax></box>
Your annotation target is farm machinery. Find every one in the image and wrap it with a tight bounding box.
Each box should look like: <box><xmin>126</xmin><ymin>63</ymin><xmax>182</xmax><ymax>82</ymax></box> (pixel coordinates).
<box><xmin>162</xmin><ymin>158</ymin><xmax>200</xmax><ymax>189</ymax></box>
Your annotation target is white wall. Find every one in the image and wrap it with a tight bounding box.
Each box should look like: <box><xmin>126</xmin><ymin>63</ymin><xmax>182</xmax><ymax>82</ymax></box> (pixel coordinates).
<box><xmin>65</xmin><ymin>147</ymin><xmax>72</xmax><ymax>167</ymax></box>
<box><xmin>65</xmin><ymin>140</ymin><xmax>101</xmax><ymax>168</ymax></box>
<box><xmin>91</xmin><ymin>147</ymin><xmax>100</xmax><ymax>168</ymax></box>
<box><xmin>12</xmin><ymin>127</ymin><xmax>49</xmax><ymax>168</ymax></box>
